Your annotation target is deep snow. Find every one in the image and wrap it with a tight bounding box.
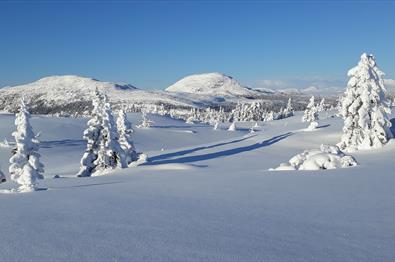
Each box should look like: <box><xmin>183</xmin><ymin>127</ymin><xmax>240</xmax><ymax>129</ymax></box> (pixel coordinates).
<box><xmin>0</xmin><ymin>111</ymin><xmax>394</xmax><ymax>261</ymax></box>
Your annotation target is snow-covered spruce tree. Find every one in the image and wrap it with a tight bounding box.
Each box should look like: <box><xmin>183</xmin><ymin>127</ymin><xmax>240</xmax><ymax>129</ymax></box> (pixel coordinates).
<box><xmin>77</xmin><ymin>90</ymin><xmax>104</xmax><ymax>177</ymax></box>
<box><xmin>9</xmin><ymin>99</ymin><xmax>44</xmax><ymax>192</ymax></box>
<box><xmin>318</xmin><ymin>98</ymin><xmax>326</xmax><ymax>112</ymax></box>
<box><xmin>228</xmin><ymin>121</ymin><xmax>236</xmax><ymax>131</ymax></box>
<box><xmin>284</xmin><ymin>98</ymin><xmax>294</xmax><ymax>117</ymax></box>
<box><xmin>338</xmin><ymin>53</ymin><xmax>392</xmax><ymax>150</ymax></box>
<box><xmin>302</xmin><ymin>96</ymin><xmax>319</xmax><ymax>122</ymax></box>
<box><xmin>137</xmin><ymin>110</ymin><xmax>153</xmax><ymax>128</ymax></box>
<box><xmin>93</xmin><ymin>95</ymin><xmax>127</xmax><ymax>174</ymax></box>
<box><xmin>117</xmin><ymin>109</ymin><xmax>138</xmax><ymax>165</ymax></box>
<box><xmin>264</xmin><ymin>111</ymin><xmax>274</xmax><ymax>122</ymax></box>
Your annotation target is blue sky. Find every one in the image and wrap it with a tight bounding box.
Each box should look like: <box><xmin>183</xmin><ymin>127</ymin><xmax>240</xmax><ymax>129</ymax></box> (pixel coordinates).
<box><xmin>1</xmin><ymin>1</ymin><xmax>394</xmax><ymax>90</ymax></box>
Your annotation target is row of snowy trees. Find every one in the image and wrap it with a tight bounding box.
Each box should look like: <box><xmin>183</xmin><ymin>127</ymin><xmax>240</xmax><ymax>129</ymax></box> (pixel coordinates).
<box><xmin>178</xmin><ymin>98</ymin><xmax>295</xmax><ymax>126</ymax></box>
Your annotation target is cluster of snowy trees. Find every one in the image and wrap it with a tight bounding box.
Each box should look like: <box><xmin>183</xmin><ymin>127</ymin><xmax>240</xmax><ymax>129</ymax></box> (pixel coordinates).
<box><xmin>230</xmin><ymin>99</ymin><xmax>294</xmax><ymax>122</ymax></box>
<box><xmin>77</xmin><ymin>89</ymin><xmax>140</xmax><ymax>177</ymax></box>
<box><xmin>169</xmin><ymin>98</ymin><xmax>295</xmax><ymax>127</ymax></box>
<box><xmin>0</xmin><ymin>90</ymin><xmax>143</xmax><ymax>192</ymax></box>
<box><xmin>301</xmin><ymin>96</ymin><xmax>330</xmax><ymax>130</ymax></box>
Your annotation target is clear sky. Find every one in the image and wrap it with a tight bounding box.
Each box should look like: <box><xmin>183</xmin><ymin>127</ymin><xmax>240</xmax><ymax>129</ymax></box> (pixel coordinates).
<box><xmin>1</xmin><ymin>1</ymin><xmax>394</xmax><ymax>90</ymax></box>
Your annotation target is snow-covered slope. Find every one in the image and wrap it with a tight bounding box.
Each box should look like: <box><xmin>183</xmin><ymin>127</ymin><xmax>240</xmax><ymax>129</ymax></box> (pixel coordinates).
<box><xmin>0</xmin><ymin>111</ymin><xmax>394</xmax><ymax>261</ymax></box>
<box><xmin>166</xmin><ymin>72</ymin><xmax>257</xmax><ymax>97</ymax></box>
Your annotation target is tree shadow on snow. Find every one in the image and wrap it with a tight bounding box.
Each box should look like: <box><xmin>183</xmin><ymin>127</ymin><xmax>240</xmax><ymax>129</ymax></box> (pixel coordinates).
<box><xmin>151</xmin><ymin>124</ymin><xmax>207</xmax><ymax>129</ymax></box>
<box><xmin>145</xmin><ymin>132</ymin><xmax>292</xmax><ymax>165</ymax></box>
<box><xmin>316</xmin><ymin>124</ymin><xmax>330</xmax><ymax>129</ymax></box>
<box><xmin>40</xmin><ymin>139</ymin><xmax>85</xmax><ymax>148</ymax></box>
<box><xmin>148</xmin><ymin>135</ymin><xmax>256</xmax><ymax>162</ymax></box>
<box><xmin>52</xmin><ymin>181</ymin><xmax>124</xmax><ymax>190</ymax></box>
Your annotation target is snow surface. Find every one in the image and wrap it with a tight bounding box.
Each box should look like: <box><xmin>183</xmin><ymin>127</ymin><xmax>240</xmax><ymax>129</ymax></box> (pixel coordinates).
<box><xmin>0</xmin><ymin>111</ymin><xmax>395</xmax><ymax>261</ymax></box>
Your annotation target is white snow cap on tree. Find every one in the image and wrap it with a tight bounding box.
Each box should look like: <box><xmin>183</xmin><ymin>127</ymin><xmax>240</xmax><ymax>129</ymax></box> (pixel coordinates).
<box><xmin>302</xmin><ymin>96</ymin><xmax>319</xmax><ymax>123</ymax></box>
<box><xmin>9</xmin><ymin>99</ymin><xmax>44</xmax><ymax>192</ymax></box>
<box><xmin>117</xmin><ymin>109</ymin><xmax>138</xmax><ymax>165</ymax></box>
<box><xmin>338</xmin><ymin>53</ymin><xmax>392</xmax><ymax>151</ymax></box>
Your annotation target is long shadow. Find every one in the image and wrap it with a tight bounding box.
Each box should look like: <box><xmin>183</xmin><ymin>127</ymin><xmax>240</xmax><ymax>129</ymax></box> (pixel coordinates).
<box><xmin>317</xmin><ymin>124</ymin><xmax>330</xmax><ymax>129</ymax></box>
<box><xmin>41</xmin><ymin>139</ymin><xmax>85</xmax><ymax>148</ymax></box>
<box><xmin>52</xmin><ymin>181</ymin><xmax>123</xmax><ymax>189</ymax></box>
<box><xmin>148</xmin><ymin>135</ymin><xmax>256</xmax><ymax>162</ymax></box>
<box><xmin>145</xmin><ymin>132</ymin><xmax>292</xmax><ymax>166</ymax></box>
<box><xmin>151</xmin><ymin>125</ymin><xmax>207</xmax><ymax>129</ymax></box>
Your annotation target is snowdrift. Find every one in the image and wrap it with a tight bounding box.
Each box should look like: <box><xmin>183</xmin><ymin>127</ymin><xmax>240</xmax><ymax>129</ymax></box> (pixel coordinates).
<box><xmin>272</xmin><ymin>144</ymin><xmax>358</xmax><ymax>171</ymax></box>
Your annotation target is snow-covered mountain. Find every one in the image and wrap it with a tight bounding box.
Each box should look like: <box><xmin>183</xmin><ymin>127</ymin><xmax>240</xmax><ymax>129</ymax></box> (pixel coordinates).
<box><xmin>0</xmin><ymin>74</ymin><xmax>314</xmax><ymax>115</ymax></box>
<box><xmin>166</xmin><ymin>72</ymin><xmax>257</xmax><ymax>97</ymax></box>
<box><xmin>0</xmin><ymin>75</ymin><xmax>213</xmax><ymax>115</ymax></box>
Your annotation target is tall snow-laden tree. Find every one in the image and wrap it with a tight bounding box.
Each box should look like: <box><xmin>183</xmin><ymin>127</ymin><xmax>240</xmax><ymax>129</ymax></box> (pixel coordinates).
<box><xmin>77</xmin><ymin>90</ymin><xmax>104</xmax><ymax>177</ymax></box>
<box><xmin>338</xmin><ymin>53</ymin><xmax>392</xmax><ymax>150</ymax></box>
<box><xmin>302</xmin><ymin>96</ymin><xmax>319</xmax><ymax>123</ymax></box>
<box><xmin>93</xmin><ymin>95</ymin><xmax>127</xmax><ymax>174</ymax></box>
<box><xmin>9</xmin><ymin>99</ymin><xmax>44</xmax><ymax>192</ymax></box>
<box><xmin>117</xmin><ymin>109</ymin><xmax>138</xmax><ymax>165</ymax></box>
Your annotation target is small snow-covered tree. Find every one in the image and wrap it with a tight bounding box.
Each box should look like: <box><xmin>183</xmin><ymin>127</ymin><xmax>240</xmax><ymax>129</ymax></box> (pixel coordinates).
<box><xmin>9</xmin><ymin>99</ymin><xmax>44</xmax><ymax>192</ymax></box>
<box><xmin>317</xmin><ymin>98</ymin><xmax>326</xmax><ymax>112</ymax></box>
<box><xmin>302</xmin><ymin>96</ymin><xmax>319</xmax><ymax>123</ymax></box>
<box><xmin>228</xmin><ymin>121</ymin><xmax>236</xmax><ymax>131</ymax></box>
<box><xmin>77</xmin><ymin>90</ymin><xmax>104</xmax><ymax>177</ymax></box>
<box><xmin>137</xmin><ymin>110</ymin><xmax>153</xmax><ymax>128</ymax></box>
<box><xmin>117</xmin><ymin>109</ymin><xmax>138</xmax><ymax>165</ymax></box>
<box><xmin>338</xmin><ymin>53</ymin><xmax>392</xmax><ymax>150</ymax></box>
<box><xmin>284</xmin><ymin>98</ymin><xmax>294</xmax><ymax>117</ymax></box>
<box><xmin>264</xmin><ymin>111</ymin><xmax>274</xmax><ymax>122</ymax></box>
<box><xmin>93</xmin><ymin>95</ymin><xmax>127</xmax><ymax>174</ymax></box>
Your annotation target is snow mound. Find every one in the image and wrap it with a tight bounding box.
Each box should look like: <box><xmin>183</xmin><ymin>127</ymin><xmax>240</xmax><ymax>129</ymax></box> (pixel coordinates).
<box><xmin>166</xmin><ymin>72</ymin><xmax>255</xmax><ymax>96</ymax></box>
<box><xmin>272</xmin><ymin>144</ymin><xmax>358</xmax><ymax>171</ymax></box>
